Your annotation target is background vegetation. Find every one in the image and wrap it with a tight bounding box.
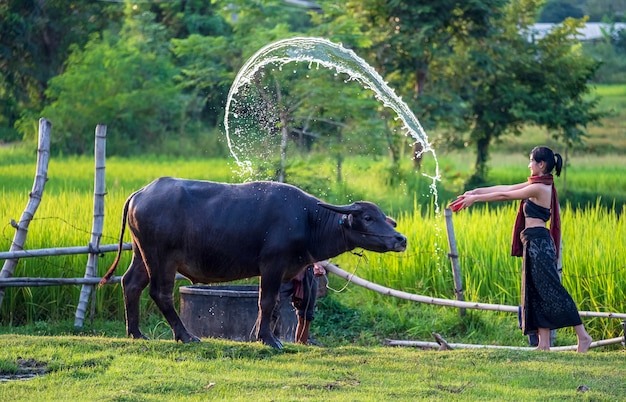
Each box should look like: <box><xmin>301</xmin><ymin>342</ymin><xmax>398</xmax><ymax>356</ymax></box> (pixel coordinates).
<box><xmin>2</xmin><ymin>0</ymin><xmax>625</xmax><ymax>184</ymax></box>
<box><xmin>0</xmin><ymin>1</ymin><xmax>624</xmax><ymax>390</ymax></box>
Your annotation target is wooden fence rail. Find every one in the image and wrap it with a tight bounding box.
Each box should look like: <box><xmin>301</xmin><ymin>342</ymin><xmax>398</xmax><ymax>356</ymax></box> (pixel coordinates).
<box><xmin>0</xmin><ymin>243</ymin><xmax>132</xmax><ymax>260</ymax></box>
<box><xmin>0</xmin><ymin>242</ymin><xmax>189</xmax><ymax>287</ymax></box>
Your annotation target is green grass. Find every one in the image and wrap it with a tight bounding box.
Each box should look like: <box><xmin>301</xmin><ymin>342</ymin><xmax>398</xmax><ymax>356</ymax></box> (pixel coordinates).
<box><xmin>489</xmin><ymin>83</ymin><xmax>626</xmax><ymax>155</ymax></box>
<box><xmin>0</xmin><ymin>334</ymin><xmax>624</xmax><ymax>401</ymax></box>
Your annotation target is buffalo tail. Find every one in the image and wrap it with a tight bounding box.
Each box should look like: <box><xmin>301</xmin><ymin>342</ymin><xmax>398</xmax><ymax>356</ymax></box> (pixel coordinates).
<box><xmin>98</xmin><ymin>194</ymin><xmax>132</xmax><ymax>287</ymax></box>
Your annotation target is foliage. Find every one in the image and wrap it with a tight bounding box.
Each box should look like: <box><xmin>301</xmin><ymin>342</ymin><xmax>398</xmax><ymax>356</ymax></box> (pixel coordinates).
<box><xmin>1</xmin><ymin>0</ymin><xmax>616</xmax><ymax>186</ymax></box>
<box><xmin>30</xmin><ymin>9</ymin><xmax>193</xmax><ymax>156</ymax></box>
<box><xmin>171</xmin><ymin>35</ymin><xmax>237</xmax><ymax>128</ymax></box>
<box><xmin>311</xmin><ymin>0</ymin><xmax>508</xmax><ymax>169</ymax></box>
<box><xmin>583</xmin><ymin>27</ymin><xmax>626</xmax><ymax>84</ymax></box>
<box><xmin>540</xmin><ymin>0</ymin><xmax>626</xmax><ymax>22</ymax></box>
<box><xmin>0</xmin><ymin>0</ymin><xmax>123</xmax><ymax>142</ymax></box>
<box><xmin>540</xmin><ymin>0</ymin><xmax>586</xmax><ymax>22</ymax></box>
<box><xmin>445</xmin><ymin>1</ymin><xmax>602</xmax><ymax>187</ymax></box>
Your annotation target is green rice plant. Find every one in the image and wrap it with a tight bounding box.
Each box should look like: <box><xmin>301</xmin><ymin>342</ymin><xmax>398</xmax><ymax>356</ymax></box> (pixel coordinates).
<box><xmin>334</xmin><ymin>200</ymin><xmax>626</xmax><ymax>342</ymax></box>
<box><xmin>1</xmin><ymin>150</ymin><xmax>625</xmax><ymax>342</ymax></box>
<box><xmin>0</xmin><ymin>156</ymin><xmax>239</xmax><ymax>324</ymax></box>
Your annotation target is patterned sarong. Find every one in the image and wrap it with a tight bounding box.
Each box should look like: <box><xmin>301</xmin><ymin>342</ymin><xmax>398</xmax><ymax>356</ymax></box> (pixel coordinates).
<box><xmin>520</xmin><ymin>227</ymin><xmax>582</xmax><ymax>334</ymax></box>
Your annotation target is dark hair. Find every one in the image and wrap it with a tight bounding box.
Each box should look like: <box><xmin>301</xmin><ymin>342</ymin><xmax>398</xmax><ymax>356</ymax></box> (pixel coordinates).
<box><xmin>531</xmin><ymin>146</ymin><xmax>562</xmax><ymax>177</ymax></box>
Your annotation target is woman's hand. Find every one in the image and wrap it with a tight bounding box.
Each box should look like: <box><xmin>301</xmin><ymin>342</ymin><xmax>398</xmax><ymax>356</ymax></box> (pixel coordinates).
<box><xmin>449</xmin><ymin>196</ymin><xmax>465</xmax><ymax>212</ymax></box>
<box><xmin>449</xmin><ymin>195</ymin><xmax>476</xmax><ymax>212</ymax></box>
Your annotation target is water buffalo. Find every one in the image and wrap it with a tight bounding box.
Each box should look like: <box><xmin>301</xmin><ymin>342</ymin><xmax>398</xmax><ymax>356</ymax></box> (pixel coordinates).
<box><xmin>100</xmin><ymin>177</ymin><xmax>407</xmax><ymax>349</ymax></box>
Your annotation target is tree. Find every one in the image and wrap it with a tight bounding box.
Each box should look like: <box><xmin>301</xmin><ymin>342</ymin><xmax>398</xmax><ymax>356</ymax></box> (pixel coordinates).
<box><xmin>0</xmin><ymin>0</ymin><xmax>122</xmax><ymax>141</ymax></box>
<box><xmin>539</xmin><ymin>1</ymin><xmax>585</xmax><ymax>22</ymax></box>
<box><xmin>310</xmin><ymin>0</ymin><xmax>508</xmax><ymax>171</ymax></box>
<box><xmin>447</xmin><ymin>0</ymin><xmax>601</xmax><ymax>186</ymax></box>
<box><xmin>35</xmin><ymin>7</ymin><xmax>187</xmax><ymax>155</ymax></box>
<box><xmin>203</xmin><ymin>0</ymin><xmax>387</xmax><ymax>183</ymax></box>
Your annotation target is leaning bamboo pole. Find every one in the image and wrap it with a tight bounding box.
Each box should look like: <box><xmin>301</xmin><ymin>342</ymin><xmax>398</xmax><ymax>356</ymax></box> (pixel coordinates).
<box><xmin>323</xmin><ymin>263</ymin><xmax>626</xmax><ymax>320</ymax></box>
<box><xmin>0</xmin><ymin>118</ymin><xmax>51</xmax><ymax>308</ymax></box>
<box><xmin>325</xmin><ymin>264</ymin><xmax>625</xmax><ymax>350</ymax></box>
<box><xmin>75</xmin><ymin>125</ymin><xmax>107</xmax><ymax>327</ymax></box>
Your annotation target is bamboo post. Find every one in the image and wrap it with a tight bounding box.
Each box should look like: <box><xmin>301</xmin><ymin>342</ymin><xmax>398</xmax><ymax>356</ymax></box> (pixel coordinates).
<box><xmin>444</xmin><ymin>208</ymin><xmax>465</xmax><ymax>317</ymax></box>
<box><xmin>0</xmin><ymin>118</ymin><xmax>51</xmax><ymax>308</ymax></box>
<box><xmin>75</xmin><ymin>124</ymin><xmax>107</xmax><ymax>327</ymax></box>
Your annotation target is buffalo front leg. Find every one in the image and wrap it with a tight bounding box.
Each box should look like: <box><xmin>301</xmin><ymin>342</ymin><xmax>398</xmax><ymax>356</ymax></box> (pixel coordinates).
<box><xmin>121</xmin><ymin>255</ymin><xmax>150</xmax><ymax>340</ymax></box>
<box><xmin>257</xmin><ymin>276</ymin><xmax>283</xmax><ymax>349</ymax></box>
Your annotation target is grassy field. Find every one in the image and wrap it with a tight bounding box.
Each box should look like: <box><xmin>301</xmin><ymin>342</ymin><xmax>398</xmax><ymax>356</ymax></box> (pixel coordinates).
<box><xmin>489</xmin><ymin>84</ymin><xmax>626</xmax><ymax>155</ymax></box>
<box><xmin>1</xmin><ymin>334</ymin><xmax>625</xmax><ymax>401</ymax></box>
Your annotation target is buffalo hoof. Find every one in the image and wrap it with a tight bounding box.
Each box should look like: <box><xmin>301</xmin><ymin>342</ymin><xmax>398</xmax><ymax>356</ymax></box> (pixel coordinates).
<box><xmin>130</xmin><ymin>332</ymin><xmax>149</xmax><ymax>340</ymax></box>
<box><xmin>260</xmin><ymin>334</ymin><xmax>283</xmax><ymax>350</ymax></box>
<box><xmin>176</xmin><ymin>333</ymin><xmax>201</xmax><ymax>343</ymax></box>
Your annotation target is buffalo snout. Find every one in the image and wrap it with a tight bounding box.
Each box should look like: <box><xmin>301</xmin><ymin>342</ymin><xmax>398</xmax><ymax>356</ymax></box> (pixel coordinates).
<box><xmin>394</xmin><ymin>233</ymin><xmax>408</xmax><ymax>252</ymax></box>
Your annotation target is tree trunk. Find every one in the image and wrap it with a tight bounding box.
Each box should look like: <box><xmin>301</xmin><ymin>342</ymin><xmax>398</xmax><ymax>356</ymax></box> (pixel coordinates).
<box><xmin>412</xmin><ymin>64</ymin><xmax>427</xmax><ymax>171</ymax></box>
<box><xmin>466</xmin><ymin>129</ymin><xmax>491</xmax><ymax>189</ymax></box>
<box><xmin>336</xmin><ymin>131</ymin><xmax>342</xmax><ymax>183</ymax></box>
<box><xmin>413</xmin><ymin>142</ymin><xmax>423</xmax><ymax>171</ymax></box>
<box><xmin>278</xmin><ymin>114</ymin><xmax>288</xmax><ymax>183</ymax></box>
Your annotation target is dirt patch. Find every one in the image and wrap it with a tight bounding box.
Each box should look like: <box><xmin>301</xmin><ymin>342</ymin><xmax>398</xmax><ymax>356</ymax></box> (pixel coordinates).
<box><xmin>0</xmin><ymin>358</ymin><xmax>48</xmax><ymax>382</ymax></box>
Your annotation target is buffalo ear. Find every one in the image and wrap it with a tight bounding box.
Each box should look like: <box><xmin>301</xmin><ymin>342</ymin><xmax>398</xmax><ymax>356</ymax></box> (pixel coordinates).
<box><xmin>317</xmin><ymin>202</ymin><xmax>358</xmax><ymax>214</ymax></box>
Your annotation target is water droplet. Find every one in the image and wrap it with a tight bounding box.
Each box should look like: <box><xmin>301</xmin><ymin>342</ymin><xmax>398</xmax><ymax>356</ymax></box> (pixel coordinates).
<box><xmin>223</xmin><ymin>37</ymin><xmax>440</xmax><ymax>200</ymax></box>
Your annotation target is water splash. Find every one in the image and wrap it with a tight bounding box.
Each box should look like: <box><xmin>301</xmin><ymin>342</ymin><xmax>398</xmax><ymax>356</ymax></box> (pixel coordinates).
<box><xmin>224</xmin><ymin>37</ymin><xmax>440</xmax><ymax>208</ymax></box>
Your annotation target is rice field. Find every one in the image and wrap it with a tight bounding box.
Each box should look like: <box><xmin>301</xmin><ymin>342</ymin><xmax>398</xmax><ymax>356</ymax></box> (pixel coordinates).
<box><xmin>1</xmin><ymin>150</ymin><xmax>625</xmax><ymax>341</ymax></box>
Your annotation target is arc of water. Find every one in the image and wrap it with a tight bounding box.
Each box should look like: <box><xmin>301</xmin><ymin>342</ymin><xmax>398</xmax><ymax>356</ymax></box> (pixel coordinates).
<box><xmin>223</xmin><ymin>37</ymin><xmax>440</xmax><ymax>203</ymax></box>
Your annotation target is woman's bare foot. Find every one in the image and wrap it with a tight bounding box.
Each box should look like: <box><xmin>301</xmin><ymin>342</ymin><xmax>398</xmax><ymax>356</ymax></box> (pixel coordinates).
<box><xmin>535</xmin><ymin>328</ymin><xmax>551</xmax><ymax>351</ymax></box>
<box><xmin>577</xmin><ymin>334</ymin><xmax>592</xmax><ymax>353</ymax></box>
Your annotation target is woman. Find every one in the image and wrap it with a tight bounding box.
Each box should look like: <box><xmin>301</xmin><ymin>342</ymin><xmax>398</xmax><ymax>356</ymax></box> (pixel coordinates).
<box><xmin>450</xmin><ymin>146</ymin><xmax>592</xmax><ymax>353</ymax></box>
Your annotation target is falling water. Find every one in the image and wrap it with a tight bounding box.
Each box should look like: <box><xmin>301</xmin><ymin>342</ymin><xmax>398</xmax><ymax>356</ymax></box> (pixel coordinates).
<box><xmin>223</xmin><ymin>37</ymin><xmax>440</xmax><ymax>208</ymax></box>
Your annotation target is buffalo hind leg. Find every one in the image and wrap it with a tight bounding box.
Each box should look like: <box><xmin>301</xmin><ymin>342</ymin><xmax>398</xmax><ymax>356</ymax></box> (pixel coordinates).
<box><xmin>147</xmin><ymin>259</ymin><xmax>200</xmax><ymax>343</ymax></box>
<box><xmin>121</xmin><ymin>254</ymin><xmax>150</xmax><ymax>340</ymax></box>
<box><xmin>257</xmin><ymin>275</ymin><xmax>283</xmax><ymax>349</ymax></box>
